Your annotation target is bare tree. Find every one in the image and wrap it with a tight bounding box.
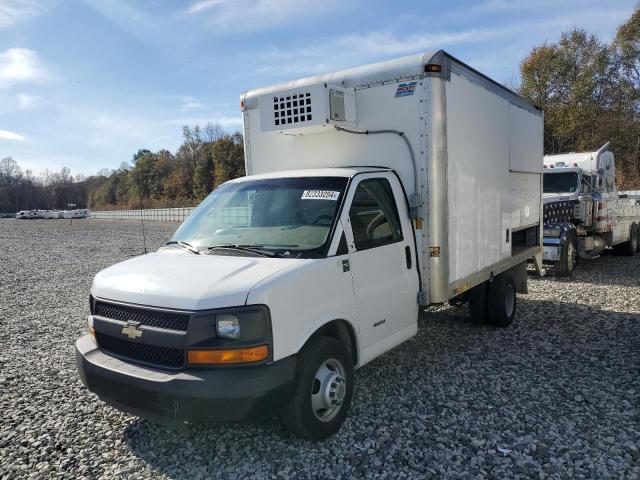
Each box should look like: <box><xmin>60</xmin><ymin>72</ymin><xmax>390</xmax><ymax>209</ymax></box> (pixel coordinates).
<box><xmin>0</xmin><ymin>157</ymin><xmax>21</xmax><ymax>181</ymax></box>
<box><xmin>204</xmin><ymin>122</ymin><xmax>225</xmax><ymax>143</ymax></box>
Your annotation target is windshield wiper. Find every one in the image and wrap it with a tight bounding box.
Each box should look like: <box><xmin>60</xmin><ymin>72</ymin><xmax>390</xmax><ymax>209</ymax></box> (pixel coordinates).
<box><xmin>207</xmin><ymin>244</ymin><xmax>282</xmax><ymax>258</ymax></box>
<box><xmin>166</xmin><ymin>240</ymin><xmax>200</xmax><ymax>255</ymax></box>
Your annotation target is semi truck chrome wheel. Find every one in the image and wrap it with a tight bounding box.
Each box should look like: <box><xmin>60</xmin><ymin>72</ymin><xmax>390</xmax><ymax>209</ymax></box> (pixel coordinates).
<box><xmin>278</xmin><ymin>336</ymin><xmax>354</xmax><ymax>440</ymax></box>
<box><xmin>566</xmin><ymin>241</ymin><xmax>576</xmax><ymax>272</ymax></box>
<box><xmin>555</xmin><ymin>231</ymin><xmax>577</xmax><ymax>276</ymax></box>
<box><xmin>312</xmin><ymin>358</ymin><xmax>346</xmax><ymax>422</ymax></box>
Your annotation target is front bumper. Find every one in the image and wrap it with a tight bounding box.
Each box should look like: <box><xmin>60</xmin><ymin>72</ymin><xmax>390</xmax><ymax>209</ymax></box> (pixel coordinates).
<box><xmin>75</xmin><ymin>335</ymin><xmax>296</xmax><ymax>426</ymax></box>
<box><xmin>542</xmin><ymin>244</ymin><xmax>561</xmax><ymax>261</ymax></box>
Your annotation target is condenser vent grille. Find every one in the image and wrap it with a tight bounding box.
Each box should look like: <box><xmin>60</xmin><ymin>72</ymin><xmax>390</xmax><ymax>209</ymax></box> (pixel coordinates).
<box><xmin>273</xmin><ymin>92</ymin><xmax>313</xmax><ymax>126</ymax></box>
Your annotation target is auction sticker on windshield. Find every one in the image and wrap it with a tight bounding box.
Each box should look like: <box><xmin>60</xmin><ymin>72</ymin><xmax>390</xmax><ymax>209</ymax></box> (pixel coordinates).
<box><xmin>301</xmin><ymin>190</ymin><xmax>340</xmax><ymax>200</ymax></box>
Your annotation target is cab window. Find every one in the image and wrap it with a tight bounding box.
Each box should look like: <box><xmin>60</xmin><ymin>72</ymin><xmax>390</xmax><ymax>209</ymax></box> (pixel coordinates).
<box><xmin>349</xmin><ymin>178</ymin><xmax>403</xmax><ymax>251</ymax></box>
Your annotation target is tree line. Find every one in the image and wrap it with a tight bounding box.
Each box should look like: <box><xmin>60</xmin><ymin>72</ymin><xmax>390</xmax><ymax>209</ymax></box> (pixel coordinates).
<box><xmin>0</xmin><ymin>125</ymin><xmax>244</xmax><ymax>213</ymax></box>
<box><xmin>89</xmin><ymin>125</ymin><xmax>244</xmax><ymax>209</ymax></box>
<box><xmin>2</xmin><ymin>8</ymin><xmax>640</xmax><ymax>214</ymax></box>
<box><xmin>517</xmin><ymin>7</ymin><xmax>640</xmax><ymax>187</ymax></box>
<box><xmin>0</xmin><ymin>159</ymin><xmax>104</xmax><ymax>213</ymax></box>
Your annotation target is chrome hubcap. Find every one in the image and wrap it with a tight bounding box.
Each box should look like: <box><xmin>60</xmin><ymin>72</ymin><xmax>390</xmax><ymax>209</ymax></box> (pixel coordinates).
<box><xmin>504</xmin><ymin>283</ymin><xmax>515</xmax><ymax>317</ymax></box>
<box><xmin>311</xmin><ymin>358</ymin><xmax>346</xmax><ymax>422</ymax></box>
<box><xmin>567</xmin><ymin>242</ymin><xmax>576</xmax><ymax>271</ymax></box>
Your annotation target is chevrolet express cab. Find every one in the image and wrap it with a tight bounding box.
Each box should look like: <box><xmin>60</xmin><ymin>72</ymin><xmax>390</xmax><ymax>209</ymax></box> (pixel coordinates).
<box><xmin>76</xmin><ymin>51</ymin><xmax>544</xmax><ymax>439</ymax></box>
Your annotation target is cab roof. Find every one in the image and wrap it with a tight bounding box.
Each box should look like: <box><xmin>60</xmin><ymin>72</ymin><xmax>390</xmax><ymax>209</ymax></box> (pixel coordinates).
<box><xmin>227</xmin><ymin>167</ymin><xmax>392</xmax><ymax>183</ymax></box>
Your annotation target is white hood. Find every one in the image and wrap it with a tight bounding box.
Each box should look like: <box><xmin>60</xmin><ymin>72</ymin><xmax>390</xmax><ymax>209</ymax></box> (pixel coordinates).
<box><xmin>92</xmin><ymin>250</ymin><xmax>300</xmax><ymax>310</ymax></box>
<box><xmin>543</xmin><ymin>192</ymin><xmax>579</xmax><ymax>204</ymax></box>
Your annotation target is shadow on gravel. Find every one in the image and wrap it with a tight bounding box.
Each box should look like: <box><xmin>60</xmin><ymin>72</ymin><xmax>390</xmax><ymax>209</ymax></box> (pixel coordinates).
<box><xmin>118</xmin><ymin>297</ymin><xmax>639</xmax><ymax>479</ymax></box>
<box><xmin>533</xmin><ymin>251</ymin><xmax>640</xmax><ymax>287</ymax></box>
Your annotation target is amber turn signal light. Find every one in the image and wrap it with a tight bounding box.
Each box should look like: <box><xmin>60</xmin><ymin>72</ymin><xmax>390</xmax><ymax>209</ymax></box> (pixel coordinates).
<box><xmin>88</xmin><ymin>325</ymin><xmax>96</xmax><ymax>343</ymax></box>
<box><xmin>188</xmin><ymin>345</ymin><xmax>269</xmax><ymax>365</ymax></box>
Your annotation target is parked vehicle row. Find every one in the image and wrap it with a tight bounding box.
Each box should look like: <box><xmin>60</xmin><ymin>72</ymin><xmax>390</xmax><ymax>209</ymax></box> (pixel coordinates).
<box><xmin>15</xmin><ymin>209</ymin><xmax>90</xmax><ymax>219</ymax></box>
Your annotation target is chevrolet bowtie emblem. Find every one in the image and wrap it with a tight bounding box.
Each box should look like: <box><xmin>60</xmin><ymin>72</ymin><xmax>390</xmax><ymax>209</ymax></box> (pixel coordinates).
<box><xmin>121</xmin><ymin>321</ymin><xmax>143</xmax><ymax>340</ymax></box>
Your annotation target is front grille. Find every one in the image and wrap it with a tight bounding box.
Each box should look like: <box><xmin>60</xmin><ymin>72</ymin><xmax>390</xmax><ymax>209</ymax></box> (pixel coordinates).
<box><xmin>96</xmin><ymin>333</ymin><xmax>184</xmax><ymax>369</ymax></box>
<box><xmin>95</xmin><ymin>301</ymin><xmax>189</xmax><ymax>332</ymax></box>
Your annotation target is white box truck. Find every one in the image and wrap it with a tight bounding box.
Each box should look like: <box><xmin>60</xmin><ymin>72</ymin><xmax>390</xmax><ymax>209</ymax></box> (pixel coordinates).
<box><xmin>76</xmin><ymin>51</ymin><xmax>544</xmax><ymax>439</ymax></box>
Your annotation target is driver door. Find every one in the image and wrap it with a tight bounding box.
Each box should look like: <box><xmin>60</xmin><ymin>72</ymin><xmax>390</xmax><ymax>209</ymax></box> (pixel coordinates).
<box><xmin>341</xmin><ymin>173</ymin><xmax>419</xmax><ymax>364</ymax></box>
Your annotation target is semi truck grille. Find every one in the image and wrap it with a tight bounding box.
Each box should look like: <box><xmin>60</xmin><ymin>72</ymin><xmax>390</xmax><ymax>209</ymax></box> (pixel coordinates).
<box><xmin>543</xmin><ymin>200</ymin><xmax>575</xmax><ymax>223</ymax></box>
<box><xmin>95</xmin><ymin>301</ymin><xmax>189</xmax><ymax>332</ymax></box>
<box><xmin>96</xmin><ymin>333</ymin><xmax>184</xmax><ymax>369</ymax></box>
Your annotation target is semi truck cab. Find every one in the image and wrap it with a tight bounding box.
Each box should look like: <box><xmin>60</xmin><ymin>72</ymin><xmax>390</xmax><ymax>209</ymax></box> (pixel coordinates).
<box><xmin>542</xmin><ymin>143</ymin><xmax>640</xmax><ymax>275</ymax></box>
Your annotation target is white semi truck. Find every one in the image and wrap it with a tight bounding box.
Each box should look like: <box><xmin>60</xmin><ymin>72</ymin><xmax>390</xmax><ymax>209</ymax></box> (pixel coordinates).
<box><xmin>542</xmin><ymin>143</ymin><xmax>640</xmax><ymax>275</ymax></box>
<box><xmin>76</xmin><ymin>50</ymin><xmax>544</xmax><ymax>439</ymax></box>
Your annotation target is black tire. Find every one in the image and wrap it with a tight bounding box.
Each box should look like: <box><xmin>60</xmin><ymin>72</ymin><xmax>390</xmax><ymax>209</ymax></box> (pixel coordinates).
<box><xmin>468</xmin><ymin>282</ymin><xmax>489</xmax><ymax>324</ymax></box>
<box><xmin>554</xmin><ymin>230</ymin><xmax>577</xmax><ymax>276</ymax></box>
<box><xmin>486</xmin><ymin>272</ymin><xmax>517</xmax><ymax>328</ymax></box>
<box><xmin>278</xmin><ymin>336</ymin><xmax>354</xmax><ymax>440</ymax></box>
<box><xmin>625</xmin><ymin>223</ymin><xmax>638</xmax><ymax>256</ymax></box>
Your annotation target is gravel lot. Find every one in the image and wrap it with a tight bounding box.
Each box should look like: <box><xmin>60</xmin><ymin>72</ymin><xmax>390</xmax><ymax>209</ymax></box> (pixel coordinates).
<box><xmin>1</xmin><ymin>218</ymin><xmax>639</xmax><ymax>479</ymax></box>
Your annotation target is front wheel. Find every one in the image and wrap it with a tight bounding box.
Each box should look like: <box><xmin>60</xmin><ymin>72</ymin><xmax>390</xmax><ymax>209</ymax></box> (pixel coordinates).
<box><xmin>554</xmin><ymin>231</ymin><xmax>577</xmax><ymax>276</ymax></box>
<box><xmin>278</xmin><ymin>336</ymin><xmax>354</xmax><ymax>440</ymax></box>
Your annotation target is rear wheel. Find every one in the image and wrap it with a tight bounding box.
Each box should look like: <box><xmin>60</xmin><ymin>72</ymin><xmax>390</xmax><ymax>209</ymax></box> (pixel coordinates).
<box><xmin>486</xmin><ymin>272</ymin><xmax>517</xmax><ymax>327</ymax></box>
<box><xmin>627</xmin><ymin>223</ymin><xmax>638</xmax><ymax>256</ymax></box>
<box><xmin>468</xmin><ymin>282</ymin><xmax>489</xmax><ymax>324</ymax></box>
<box><xmin>278</xmin><ymin>336</ymin><xmax>353</xmax><ymax>440</ymax></box>
<box><xmin>554</xmin><ymin>230</ymin><xmax>577</xmax><ymax>276</ymax></box>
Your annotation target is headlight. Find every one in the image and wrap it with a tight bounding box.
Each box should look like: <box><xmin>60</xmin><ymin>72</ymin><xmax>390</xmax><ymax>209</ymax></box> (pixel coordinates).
<box><xmin>188</xmin><ymin>306</ymin><xmax>271</xmax><ymax>365</ymax></box>
<box><xmin>217</xmin><ymin>314</ymin><xmax>241</xmax><ymax>339</ymax></box>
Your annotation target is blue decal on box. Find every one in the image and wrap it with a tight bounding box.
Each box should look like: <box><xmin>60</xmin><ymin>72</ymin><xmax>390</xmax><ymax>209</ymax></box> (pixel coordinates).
<box><xmin>395</xmin><ymin>81</ymin><xmax>417</xmax><ymax>97</ymax></box>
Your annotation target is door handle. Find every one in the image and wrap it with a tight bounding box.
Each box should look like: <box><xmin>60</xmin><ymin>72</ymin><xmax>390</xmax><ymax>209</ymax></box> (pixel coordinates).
<box><xmin>405</xmin><ymin>245</ymin><xmax>412</xmax><ymax>269</ymax></box>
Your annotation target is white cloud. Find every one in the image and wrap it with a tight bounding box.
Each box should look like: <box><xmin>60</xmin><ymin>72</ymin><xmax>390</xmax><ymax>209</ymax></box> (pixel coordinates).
<box><xmin>254</xmin><ymin>5</ymin><xmax>635</xmax><ymax>79</ymax></box>
<box><xmin>163</xmin><ymin>114</ymin><xmax>242</xmax><ymax>129</ymax></box>
<box><xmin>0</xmin><ymin>129</ymin><xmax>26</xmax><ymax>141</ymax></box>
<box><xmin>187</xmin><ymin>0</ymin><xmax>343</xmax><ymax>33</ymax></box>
<box><xmin>0</xmin><ymin>48</ymin><xmax>48</xmax><ymax>89</ymax></box>
<box><xmin>16</xmin><ymin>93</ymin><xmax>39</xmax><ymax>109</ymax></box>
<box><xmin>0</xmin><ymin>0</ymin><xmax>48</xmax><ymax>29</ymax></box>
<box><xmin>180</xmin><ymin>96</ymin><xmax>204</xmax><ymax>111</ymax></box>
<box><xmin>188</xmin><ymin>0</ymin><xmax>232</xmax><ymax>14</ymax></box>
<box><xmin>255</xmin><ymin>28</ymin><xmax>490</xmax><ymax>77</ymax></box>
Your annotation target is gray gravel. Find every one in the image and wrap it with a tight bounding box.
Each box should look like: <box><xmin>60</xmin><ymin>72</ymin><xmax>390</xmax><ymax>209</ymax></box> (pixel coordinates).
<box><xmin>1</xmin><ymin>218</ymin><xmax>639</xmax><ymax>479</ymax></box>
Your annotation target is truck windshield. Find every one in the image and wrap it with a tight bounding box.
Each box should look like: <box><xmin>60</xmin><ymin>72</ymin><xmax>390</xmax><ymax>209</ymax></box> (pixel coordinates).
<box><xmin>543</xmin><ymin>172</ymin><xmax>579</xmax><ymax>193</ymax></box>
<box><xmin>170</xmin><ymin>176</ymin><xmax>349</xmax><ymax>258</ymax></box>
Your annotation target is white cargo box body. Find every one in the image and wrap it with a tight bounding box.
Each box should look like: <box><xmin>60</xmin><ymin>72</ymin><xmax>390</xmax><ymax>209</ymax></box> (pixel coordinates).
<box><xmin>241</xmin><ymin>50</ymin><xmax>543</xmax><ymax>303</ymax></box>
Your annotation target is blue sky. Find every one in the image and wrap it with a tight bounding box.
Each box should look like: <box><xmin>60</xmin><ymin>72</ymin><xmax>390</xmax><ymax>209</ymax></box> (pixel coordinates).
<box><xmin>0</xmin><ymin>0</ymin><xmax>637</xmax><ymax>177</ymax></box>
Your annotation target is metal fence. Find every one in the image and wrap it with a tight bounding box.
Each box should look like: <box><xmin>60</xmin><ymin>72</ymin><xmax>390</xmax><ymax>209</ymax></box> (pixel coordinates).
<box><xmin>91</xmin><ymin>207</ymin><xmax>196</xmax><ymax>222</ymax></box>
<box><xmin>91</xmin><ymin>206</ymin><xmax>251</xmax><ymax>223</ymax></box>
